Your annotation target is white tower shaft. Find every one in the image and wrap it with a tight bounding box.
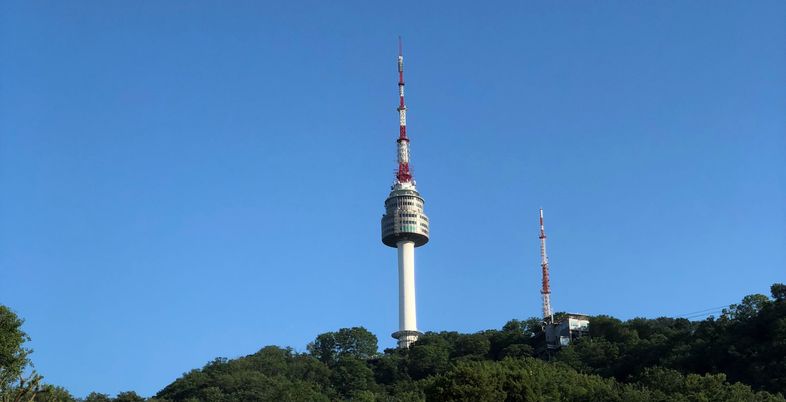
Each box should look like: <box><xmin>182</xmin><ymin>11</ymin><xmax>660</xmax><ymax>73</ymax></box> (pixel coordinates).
<box><xmin>396</xmin><ymin>240</ymin><xmax>418</xmax><ymax>348</ymax></box>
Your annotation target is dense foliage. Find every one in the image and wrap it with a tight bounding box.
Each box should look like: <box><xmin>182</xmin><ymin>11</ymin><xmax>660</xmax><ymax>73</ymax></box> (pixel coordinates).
<box><xmin>151</xmin><ymin>283</ymin><xmax>786</xmax><ymax>401</ymax></box>
<box><xmin>1</xmin><ymin>284</ymin><xmax>784</xmax><ymax>401</ymax></box>
<box><xmin>555</xmin><ymin>285</ymin><xmax>786</xmax><ymax>393</ymax></box>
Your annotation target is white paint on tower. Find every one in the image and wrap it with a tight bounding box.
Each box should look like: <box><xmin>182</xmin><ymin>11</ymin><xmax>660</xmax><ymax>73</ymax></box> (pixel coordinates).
<box><xmin>396</xmin><ymin>240</ymin><xmax>418</xmax><ymax>348</ymax></box>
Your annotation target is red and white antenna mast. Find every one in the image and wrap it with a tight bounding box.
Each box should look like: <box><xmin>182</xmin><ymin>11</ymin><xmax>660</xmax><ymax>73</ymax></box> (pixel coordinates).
<box><xmin>539</xmin><ymin>209</ymin><xmax>553</xmax><ymax>322</ymax></box>
<box><xmin>395</xmin><ymin>36</ymin><xmax>412</xmax><ymax>183</ymax></box>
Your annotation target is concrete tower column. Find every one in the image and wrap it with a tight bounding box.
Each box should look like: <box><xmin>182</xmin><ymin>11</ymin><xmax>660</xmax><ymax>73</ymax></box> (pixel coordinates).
<box><xmin>397</xmin><ymin>240</ymin><xmax>417</xmax><ymax>347</ymax></box>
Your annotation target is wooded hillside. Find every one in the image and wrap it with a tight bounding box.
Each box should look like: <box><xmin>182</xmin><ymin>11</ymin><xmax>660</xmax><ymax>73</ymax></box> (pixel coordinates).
<box><xmin>2</xmin><ymin>283</ymin><xmax>785</xmax><ymax>401</ymax></box>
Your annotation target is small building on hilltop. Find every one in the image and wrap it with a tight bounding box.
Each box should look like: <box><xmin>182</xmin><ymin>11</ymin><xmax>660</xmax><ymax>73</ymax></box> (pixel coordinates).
<box><xmin>533</xmin><ymin>313</ymin><xmax>591</xmax><ymax>357</ymax></box>
<box><xmin>544</xmin><ymin>313</ymin><xmax>590</xmax><ymax>349</ymax></box>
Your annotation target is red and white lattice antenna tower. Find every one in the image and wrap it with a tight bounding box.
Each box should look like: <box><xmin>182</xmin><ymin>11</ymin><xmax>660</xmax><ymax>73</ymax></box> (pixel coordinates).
<box><xmin>395</xmin><ymin>36</ymin><xmax>412</xmax><ymax>183</ymax></box>
<box><xmin>539</xmin><ymin>209</ymin><xmax>554</xmax><ymax>322</ymax></box>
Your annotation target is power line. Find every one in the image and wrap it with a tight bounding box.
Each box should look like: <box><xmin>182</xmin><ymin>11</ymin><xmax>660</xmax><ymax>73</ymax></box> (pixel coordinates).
<box><xmin>676</xmin><ymin>304</ymin><xmax>733</xmax><ymax>319</ymax></box>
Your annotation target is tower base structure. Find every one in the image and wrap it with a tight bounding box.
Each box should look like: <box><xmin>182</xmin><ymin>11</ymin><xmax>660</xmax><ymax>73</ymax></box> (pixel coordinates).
<box><xmin>392</xmin><ymin>330</ymin><xmax>423</xmax><ymax>349</ymax></box>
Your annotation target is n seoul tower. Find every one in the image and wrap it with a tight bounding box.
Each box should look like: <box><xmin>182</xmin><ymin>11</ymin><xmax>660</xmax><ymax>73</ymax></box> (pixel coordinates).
<box><xmin>381</xmin><ymin>40</ymin><xmax>430</xmax><ymax>349</ymax></box>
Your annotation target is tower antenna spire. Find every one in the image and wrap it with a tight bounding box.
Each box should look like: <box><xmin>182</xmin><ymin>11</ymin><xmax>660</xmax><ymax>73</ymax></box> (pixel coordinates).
<box><xmin>539</xmin><ymin>209</ymin><xmax>553</xmax><ymax>322</ymax></box>
<box><xmin>395</xmin><ymin>37</ymin><xmax>412</xmax><ymax>183</ymax></box>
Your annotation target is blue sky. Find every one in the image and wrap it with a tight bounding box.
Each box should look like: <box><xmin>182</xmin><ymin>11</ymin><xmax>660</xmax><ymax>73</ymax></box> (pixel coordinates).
<box><xmin>1</xmin><ymin>0</ymin><xmax>784</xmax><ymax>397</ymax></box>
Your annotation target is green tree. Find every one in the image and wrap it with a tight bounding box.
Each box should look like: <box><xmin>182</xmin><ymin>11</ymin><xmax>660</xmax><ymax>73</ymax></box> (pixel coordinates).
<box><xmin>636</xmin><ymin>367</ymin><xmax>785</xmax><ymax>402</ymax></box>
<box><xmin>453</xmin><ymin>334</ymin><xmax>490</xmax><ymax>360</ymax></box>
<box><xmin>114</xmin><ymin>391</ymin><xmax>145</xmax><ymax>402</ymax></box>
<box><xmin>501</xmin><ymin>318</ymin><xmax>543</xmax><ymax>337</ymax></box>
<box><xmin>84</xmin><ymin>392</ymin><xmax>112</xmax><ymax>402</ymax></box>
<box><xmin>498</xmin><ymin>344</ymin><xmax>533</xmax><ymax>359</ymax></box>
<box><xmin>330</xmin><ymin>356</ymin><xmax>375</xmax><ymax>397</ymax></box>
<box><xmin>369</xmin><ymin>353</ymin><xmax>408</xmax><ymax>386</ymax></box>
<box><xmin>722</xmin><ymin>294</ymin><xmax>771</xmax><ymax>321</ymax></box>
<box><xmin>771</xmin><ymin>283</ymin><xmax>786</xmax><ymax>302</ymax></box>
<box><xmin>424</xmin><ymin>361</ymin><xmax>504</xmax><ymax>402</ymax></box>
<box><xmin>487</xmin><ymin>320</ymin><xmax>538</xmax><ymax>360</ymax></box>
<box><xmin>406</xmin><ymin>334</ymin><xmax>451</xmax><ymax>380</ymax></box>
<box><xmin>0</xmin><ymin>306</ymin><xmax>67</xmax><ymax>402</ymax></box>
<box><xmin>34</xmin><ymin>385</ymin><xmax>75</xmax><ymax>401</ymax></box>
<box><xmin>0</xmin><ymin>306</ymin><xmax>31</xmax><ymax>392</ymax></box>
<box><xmin>307</xmin><ymin>327</ymin><xmax>378</xmax><ymax>365</ymax></box>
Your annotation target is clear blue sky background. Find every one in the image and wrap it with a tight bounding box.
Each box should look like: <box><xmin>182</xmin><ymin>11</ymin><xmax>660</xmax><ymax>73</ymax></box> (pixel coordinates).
<box><xmin>1</xmin><ymin>0</ymin><xmax>784</xmax><ymax>397</ymax></box>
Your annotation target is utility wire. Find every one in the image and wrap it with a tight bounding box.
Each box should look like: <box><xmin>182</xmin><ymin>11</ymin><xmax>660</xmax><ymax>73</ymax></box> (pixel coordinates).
<box><xmin>676</xmin><ymin>304</ymin><xmax>733</xmax><ymax>319</ymax></box>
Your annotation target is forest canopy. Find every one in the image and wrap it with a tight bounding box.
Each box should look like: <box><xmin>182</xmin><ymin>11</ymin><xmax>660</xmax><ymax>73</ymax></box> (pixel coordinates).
<box><xmin>2</xmin><ymin>283</ymin><xmax>785</xmax><ymax>401</ymax></box>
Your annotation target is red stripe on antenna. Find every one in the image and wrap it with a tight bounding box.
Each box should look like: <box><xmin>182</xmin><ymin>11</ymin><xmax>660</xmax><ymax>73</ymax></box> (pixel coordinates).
<box><xmin>395</xmin><ymin>38</ymin><xmax>413</xmax><ymax>183</ymax></box>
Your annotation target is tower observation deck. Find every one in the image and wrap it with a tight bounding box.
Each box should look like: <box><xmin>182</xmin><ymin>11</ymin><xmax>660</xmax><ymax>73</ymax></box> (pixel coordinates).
<box><xmin>381</xmin><ymin>40</ymin><xmax>430</xmax><ymax>349</ymax></box>
<box><xmin>381</xmin><ymin>186</ymin><xmax>429</xmax><ymax>248</ymax></box>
